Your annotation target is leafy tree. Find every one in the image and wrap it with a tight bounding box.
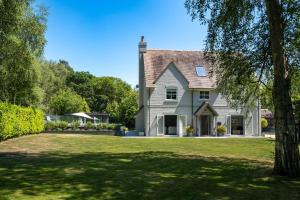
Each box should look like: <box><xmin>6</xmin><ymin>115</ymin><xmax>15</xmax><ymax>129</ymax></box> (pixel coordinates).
<box><xmin>49</xmin><ymin>89</ymin><xmax>90</xmax><ymax>115</ymax></box>
<box><xmin>66</xmin><ymin>71</ymin><xmax>94</xmax><ymax>103</ymax></box>
<box><xmin>87</xmin><ymin>76</ymin><xmax>132</xmax><ymax>112</ymax></box>
<box><xmin>0</xmin><ymin>0</ymin><xmax>47</xmax><ymax>105</ymax></box>
<box><xmin>106</xmin><ymin>90</ymin><xmax>138</xmax><ymax>127</ymax></box>
<box><xmin>37</xmin><ymin>59</ymin><xmax>74</xmax><ymax>111</ymax></box>
<box><xmin>185</xmin><ymin>0</ymin><xmax>300</xmax><ymax>176</ymax></box>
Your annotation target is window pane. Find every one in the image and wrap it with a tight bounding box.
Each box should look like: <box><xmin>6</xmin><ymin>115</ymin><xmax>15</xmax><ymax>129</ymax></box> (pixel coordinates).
<box><xmin>200</xmin><ymin>91</ymin><xmax>209</xmax><ymax>99</ymax></box>
<box><xmin>196</xmin><ymin>66</ymin><xmax>206</xmax><ymax>76</ymax></box>
<box><xmin>166</xmin><ymin>88</ymin><xmax>177</xmax><ymax>100</ymax></box>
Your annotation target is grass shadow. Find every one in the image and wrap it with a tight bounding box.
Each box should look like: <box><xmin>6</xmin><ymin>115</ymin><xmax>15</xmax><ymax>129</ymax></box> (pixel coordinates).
<box><xmin>0</xmin><ymin>151</ymin><xmax>299</xmax><ymax>200</ymax></box>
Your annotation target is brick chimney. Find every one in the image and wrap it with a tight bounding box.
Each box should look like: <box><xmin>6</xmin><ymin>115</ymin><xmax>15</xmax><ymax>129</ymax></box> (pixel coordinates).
<box><xmin>138</xmin><ymin>36</ymin><xmax>147</xmax><ymax>53</ymax></box>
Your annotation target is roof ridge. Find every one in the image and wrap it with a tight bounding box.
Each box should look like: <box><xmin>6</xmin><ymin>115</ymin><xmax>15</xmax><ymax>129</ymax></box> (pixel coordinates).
<box><xmin>147</xmin><ymin>48</ymin><xmax>204</xmax><ymax>52</ymax></box>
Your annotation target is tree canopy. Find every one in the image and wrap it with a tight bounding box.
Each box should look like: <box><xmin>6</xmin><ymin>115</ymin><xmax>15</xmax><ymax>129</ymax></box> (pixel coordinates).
<box><xmin>0</xmin><ymin>0</ymin><xmax>47</xmax><ymax>105</ymax></box>
<box><xmin>49</xmin><ymin>89</ymin><xmax>90</xmax><ymax>115</ymax></box>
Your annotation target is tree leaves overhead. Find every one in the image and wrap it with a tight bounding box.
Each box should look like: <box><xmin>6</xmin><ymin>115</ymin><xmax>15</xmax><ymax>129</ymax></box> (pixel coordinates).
<box><xmin>185</xmin><ymin>0</ymin><xmax>300</xmax><ymax>108</ymax></box>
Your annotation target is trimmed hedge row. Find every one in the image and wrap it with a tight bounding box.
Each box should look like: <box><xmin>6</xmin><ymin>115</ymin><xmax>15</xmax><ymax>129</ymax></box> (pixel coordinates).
<box><xmin>0</xmin><ymin>103</ymin><xmax>44</xmax><ymax>140</ymax></box>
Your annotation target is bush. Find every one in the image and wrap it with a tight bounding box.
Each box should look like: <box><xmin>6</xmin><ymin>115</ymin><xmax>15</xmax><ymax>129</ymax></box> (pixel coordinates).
<box><xmin>97</xmin><ymin>123</ymin><xmax>108</xmax><ymax>130</ymax></box>
<box><xmin>0</xmin><ymin>103</ymin><xmax>44</xmax><ymax>140</ymax></box>
<box><xmin>85</xmin><ymin>121</ymin><xmax>94</xmax><ymax>130</ymax></box>
<box><xmin>109</xmin><ymin>124</ymin><xmax>117</xmax><ymax>130</ymax></box>
<box><xmin>57</xmin><ymin>121</ymin><xmax>68</xmax><ymax>130</ymax></box>
<box><xmin>71</xmin><ymin>121</ymin><xmax>80</xmax><ymax>130</ymax></box>
<box><xmin>261</xmin><ymin>118</ymin><xmax>268</xmax><ymax>129</ymax></box>
<box><xmin>217</xmin><ymin>124</ymin><xmax>226</xmax><ymax>135</ymax></box>
<box><xmin>45</xmin><ymin>121</ymin><xmax>56</xmax><ymax>131</ymax></box>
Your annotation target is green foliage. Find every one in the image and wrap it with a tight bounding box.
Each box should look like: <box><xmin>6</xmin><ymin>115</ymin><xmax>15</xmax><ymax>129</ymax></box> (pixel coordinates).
<box><xmin>66</xmin><ymin>71</ymin><xmax>94</xmax><ymax>100</ymax></box>
<box><xmin>0</xmin><ymin>0</ymin><xmax>47</xmax><ymax>105</ymax></box>
<box><xmin>97</xmin><ymin>123</ymin><xmax>108</xmax><ymax>130</ymax></box>
<box><xmin>49</xmin><ymin>89</ymin><xmax>90</xmax><ymax>115</ymax></box>
<box><xmin>57</xmin><ymin>121</ymin><xmax>68</xmax><ymax>130</ymax></box>
<box><xmin>0</xmin><ymin>103</ymin><xmax>44</xmax><ymax>140</ymax></box>
<box><xmin>106</xmin><ymin>90</ymin><xmax>138</xmax><ymax>127</ymax></box>
<box><xmin>261</xmin><ymin>118</ymin><xmax>268</xmax><ymax>129</ymax></box>
<box><xmin>185</xmin><ymin>0</ymin><xmax>300</xmax><ymax>110</ymax></box>
<box><xmin>37</xmin><ymin>60</ymin><xmax>74</xmax><ymax>111</ymax></box>
<box><xmin>71</xmin><ymin>121</ymin><xmax>80</xmax><ymax>130</ymax></box>
<box><xmin>217</xmin><ymin>125</ymin><xmax>227</xmax><ymax>135</ymax></box>
<box><xmin>107</xmin><ymin>124</ymin><xmax>117</xmax><ymax>130</ymax></box>
<box><xmin>45</xmin><ymin>121</ymin><xmax>56</xmax><ymax>131</ymax></box>
<box><xmin>87</xmin><ymin>77</ymin><xmax>132</xmax><ymax>112</ymax></box>
<box><xmin>85</xmin><ymin>121</ymin><xmax>94</xmax><ymax>130</ymax></box>
<box><xmin>186</xmin><ymin>125</ymin><xmax>194</xmax><ymax>136</ymax></box>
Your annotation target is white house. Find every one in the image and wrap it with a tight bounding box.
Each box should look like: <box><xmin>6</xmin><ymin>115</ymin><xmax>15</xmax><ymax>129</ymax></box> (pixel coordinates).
<box><xmin>135</xmin><ymin>37</ymin><xmax>261</xmax><ymax>137</ymax></box>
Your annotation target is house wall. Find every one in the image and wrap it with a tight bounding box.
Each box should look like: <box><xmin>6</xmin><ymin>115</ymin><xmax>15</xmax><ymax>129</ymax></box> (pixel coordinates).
<box><xmin>139</xmin><ymin>63</ymin><xmax>261</xmax><ymax>136</ymax></box>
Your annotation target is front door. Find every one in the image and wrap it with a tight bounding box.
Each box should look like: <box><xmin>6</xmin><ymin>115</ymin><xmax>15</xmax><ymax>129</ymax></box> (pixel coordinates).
<box><xmin>200</xmin><ymin>115</ymin><xmax>211</xmax><ymax>135</ymax></box>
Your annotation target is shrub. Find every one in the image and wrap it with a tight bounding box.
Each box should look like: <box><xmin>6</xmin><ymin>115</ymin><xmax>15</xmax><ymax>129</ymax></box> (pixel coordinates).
<box><xmin>217</xmin><ymin>124</ymin><xmax>226</xmax><ymax>135</ymax></box>
<box><xmin>85</xmin><ymin>121</ymin><xmax>94</xmax><ymax>130</ymax></box>
<box><xmin>57</xmin><ymin>121</ymin><xmax>68</xmax><ymax>130</ymax></box>
<box><xmin>261</xmin><ymin>118</ymin><xmax>268</xmax><ymax>129</ymax></box>
<box><xmin>45</xmin><ymin>121</ymin><xmax>56</xmax><ymax>131</ymax></box>
<box><xmin>71</xmin><ymin>121</ymin><xmax>80</xmax><ymax>130</ymax></box>
<box><xmin>0</xmin><ymin>103</ymin><xmax>44</xmax><ymax>140</ymax></box>
<box><xmin>97</xmin><ymin>123</ymin><xmax>108</xmax><ymax>130</ymax></box>
<box><xmin>109</xmin><ymin>124</ymin><xmax>116</xmax><ymax>130</ymax></box>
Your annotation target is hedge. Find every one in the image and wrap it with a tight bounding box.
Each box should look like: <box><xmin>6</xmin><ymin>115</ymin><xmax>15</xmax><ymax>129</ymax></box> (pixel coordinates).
<box><xmin>0</xmin><ymin>103</ymin><xmax>44</xmax><ymax>141</ymax></box>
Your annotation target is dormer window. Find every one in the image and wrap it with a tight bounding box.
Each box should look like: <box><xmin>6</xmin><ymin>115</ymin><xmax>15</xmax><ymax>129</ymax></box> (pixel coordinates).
<box><xmin>196</xmin><ymin>66</ymin><xmax>206</xmax><ymax>76</ymax></box>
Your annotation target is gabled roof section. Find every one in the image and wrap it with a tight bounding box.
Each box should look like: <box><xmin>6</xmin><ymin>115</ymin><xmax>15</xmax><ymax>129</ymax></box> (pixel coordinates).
<box><xmin>143</xmin><ymin>49</ymin><xmax>216</xmax><ymax>88</ymax></box>
<box><xmin>153</xmin><ymin>62</ymin><xmax>189</xmax><ymax>85</ymax></box>
<box><xmin>194</xmin><ymin>101</ymin><xmax>218</xmax><ymax>116</ymax></box>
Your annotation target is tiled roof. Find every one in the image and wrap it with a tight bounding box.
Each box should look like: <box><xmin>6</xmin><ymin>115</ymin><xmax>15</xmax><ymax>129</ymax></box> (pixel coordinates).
<box><xmin>143</xmin><ymin>49</ymin><xmax>216</xmax><ymax>88</ymax></box>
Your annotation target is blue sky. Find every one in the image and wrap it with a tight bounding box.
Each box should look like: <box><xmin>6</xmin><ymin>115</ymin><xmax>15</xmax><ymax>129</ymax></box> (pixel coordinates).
<box><xmin>36</xmin><ymin>0</ymin><xmax>207</xmax><ymax>86</ymax></box>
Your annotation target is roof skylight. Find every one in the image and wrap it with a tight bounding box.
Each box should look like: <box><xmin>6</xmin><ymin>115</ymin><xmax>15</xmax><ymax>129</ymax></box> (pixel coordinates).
<box><xmin>195</xmin><ymin>66</ymin><xmax>206</xmax><ymax>76</ymax></box>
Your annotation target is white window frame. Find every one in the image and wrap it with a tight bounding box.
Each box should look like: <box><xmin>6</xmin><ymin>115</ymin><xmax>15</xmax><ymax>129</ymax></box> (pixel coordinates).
<box><xmin>195</xmin><ymin>65</ymin><xmax>207</xmax><ymax>77</ymax></box>
<box><xmin>199</xmin><ymin>91</ymin><xmax>210</xmax><ymax>100</ymax></box>
<box><xmin>165</xmin><ymin>86</ymin><xmax>178</xmax><ymax>101</ymax></box>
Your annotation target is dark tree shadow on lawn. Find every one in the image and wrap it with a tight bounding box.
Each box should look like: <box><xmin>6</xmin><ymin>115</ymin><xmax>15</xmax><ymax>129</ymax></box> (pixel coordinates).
<box><xmin>0</xmin><ymin>151</ymin><xmax>299</xmax><ymax>200</ymax></box>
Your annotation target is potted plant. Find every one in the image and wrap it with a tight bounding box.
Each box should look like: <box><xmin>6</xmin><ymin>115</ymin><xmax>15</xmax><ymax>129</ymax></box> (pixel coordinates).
<box><xmin>186</xmin><ymin>125</ymin><xmax>194</xmax><ymax>137</ymax></box>
<box><xmin>261</xmin><ymin>118</ymin><xmax>268</xmax><ymax>131</ymax></box>
<box><xmin>217</xmin><ymin>124</ymin><xmax>226</xmax><ymax>136</ymax></box>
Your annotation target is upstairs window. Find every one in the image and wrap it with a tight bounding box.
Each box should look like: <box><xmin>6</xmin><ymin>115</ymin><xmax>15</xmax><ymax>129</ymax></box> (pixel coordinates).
<box><xmin>200</xmin><ymin>91</ymin><xmax>209</xmax><ymax>99</ymax></box>
<box><xmin>196</xmin><ymin>66</ymin><xmax>206</xmax><ymax>76</ymax></box>
<box><xmin>166</xmin><ymin>88</ymin><xmax>177</xmax><ymax>100</ymax></box>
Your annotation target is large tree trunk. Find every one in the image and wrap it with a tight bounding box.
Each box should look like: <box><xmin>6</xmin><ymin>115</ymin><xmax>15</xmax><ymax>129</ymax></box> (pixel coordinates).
<box><xmin>266</xmin><ymin>0</ymin><xmax>300</xmax><ymax>177</ymax></box>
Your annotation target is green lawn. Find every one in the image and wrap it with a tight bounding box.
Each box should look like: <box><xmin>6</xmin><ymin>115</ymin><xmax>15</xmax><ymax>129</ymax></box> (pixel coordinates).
<box><xmin>0</xmin><ymin>134</ymin><xmax>299</xmax><ymax>200</ymax></box>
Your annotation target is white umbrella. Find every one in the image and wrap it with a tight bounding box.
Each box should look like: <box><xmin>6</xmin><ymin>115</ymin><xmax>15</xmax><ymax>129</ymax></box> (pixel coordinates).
<box><xmin>71</xmin><ymin>112</ymin><xmax>93</xmax><ymax>119</ymax></box>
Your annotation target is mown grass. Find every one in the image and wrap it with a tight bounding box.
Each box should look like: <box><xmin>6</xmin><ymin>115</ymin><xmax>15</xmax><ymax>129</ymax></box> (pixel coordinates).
<box><xmin>0</xmin><ymin>134</ymin><xmax>299</xmax><ymax>200</ymax></box>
